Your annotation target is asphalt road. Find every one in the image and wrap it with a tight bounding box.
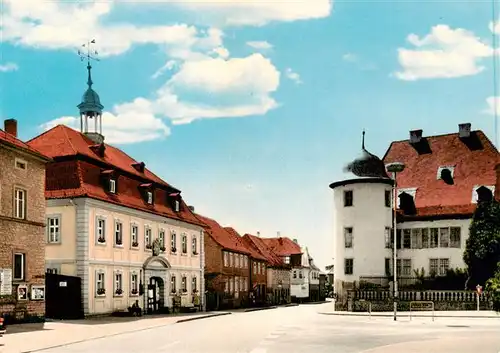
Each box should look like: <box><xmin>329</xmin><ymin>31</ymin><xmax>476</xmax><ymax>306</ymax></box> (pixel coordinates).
<box><xmin>40</xmin><ymin>303</ymin><xmax>500</xmax><ymax>353</ymax></box>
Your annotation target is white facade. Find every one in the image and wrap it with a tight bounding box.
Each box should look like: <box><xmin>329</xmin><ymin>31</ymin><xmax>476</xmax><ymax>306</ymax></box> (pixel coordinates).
<box><xmin>331</xmin><ymin>177</ymin><xmax>474</xmax><ymax>292</ymax></box>
<box><xmin>290</xmin><ymin>246</ymin><xmax>311</xmax><ymax>298</ymax></box>
<box><xmin>332</xmin><ymin>178</ymin><xmax>393</xmax><ymax>291</ymax></box>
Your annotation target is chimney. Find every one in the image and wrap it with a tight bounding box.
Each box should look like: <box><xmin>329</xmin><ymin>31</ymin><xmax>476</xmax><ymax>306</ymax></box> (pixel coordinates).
<box><xmin>409</xmin><ymin>129</ymin><xmax>423</xmax><ymax>144</ymax></box>
<box><xmin>132</xmin><ymin>162</ymin><xmax>145</xmax><ymax>173</ymax></box>
<box><xmin>257</xmin><ymin>231</ymin><xmax>260</xmax><ymax>237</ymax></box>
<box><xmin>188</xmin><ymin>206</ymin><xmax>195</xmax><ymax>212</ymax></box>
<box><xmin>293</xmin><ymin>238</ymin><xmax>298</xmax><ymax>244</ymax></box>
<box><xmin>495</xmin><ymin>164</ymin><xmax>500</xmax><ymax>201</ymax></box>
<box><xmin>459</xmin><ymin>123</ymin><xmax>471</xmax><ymax>138</ymax></box>
<box><xmin>277</xmin><ymin>231</ymin><xmax>281</xmax><ymax>238</ymax></box>
<box><xmin>4</xmin><ymin>119</ymin><xmax>18</xmax><ymax>138</ymax></box>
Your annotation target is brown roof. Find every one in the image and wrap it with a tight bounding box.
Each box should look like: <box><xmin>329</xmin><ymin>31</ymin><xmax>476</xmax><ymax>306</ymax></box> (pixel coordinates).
<box><xmin>383</xmin><ymin>130</ymin><xmax>500</xmax><ymax>219</ymax></box>
<box><xmin>27</xmin><ymin>125</ymin><xmax>203</xmax><ymax>227</ymax></box>
<box><xmin>225</xmin><ymin>228</ymin><xmax>267</xmax><ymax>261</ymax></box>
<box><xmin>243</xmin><ymin>233</ymin><xmax>287</xmax><ymax>267</ymax></box>
<box><xmin>195</xmin><ymin>215</ymin><xmax>250</xmax><ymax>255</ymax></box>
<box><xmin>261</xmin><ymin>237</ymin><xmax>302</xmax><ymax>256</ymax></box>
<box><xmin>0</xmin><ymin>129</ymin><xmax>51</xmax><ymax>161</ymax></box>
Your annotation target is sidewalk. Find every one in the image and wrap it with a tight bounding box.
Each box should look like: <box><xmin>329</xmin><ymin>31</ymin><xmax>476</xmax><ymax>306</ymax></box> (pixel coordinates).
<box><xmin>319</xmin><ymin>310</ymin><xmax>500</xmax><ymax>319</ymax></box>
<box><xmin>2</xmin><ymin>311</ymin><xmax>230</xmax><ymax>353</ymax></box>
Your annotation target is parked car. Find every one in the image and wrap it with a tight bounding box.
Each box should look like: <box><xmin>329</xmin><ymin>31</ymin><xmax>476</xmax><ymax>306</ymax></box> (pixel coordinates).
<box><xmin>0</xmin><ymin>316</ymin><xmax>6</xmax><ymax>337</ymax></box>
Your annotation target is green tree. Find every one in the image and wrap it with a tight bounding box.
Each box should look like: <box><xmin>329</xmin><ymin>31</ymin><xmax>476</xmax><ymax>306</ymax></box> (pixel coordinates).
<box><xmin>485</xmin><ymin>263</ymin><xmax>500</xmax><ymax>312</ymax></box>
<box><xmin>463</xmin><ymin>200</ymin><xmax>500</xmax><ymax>289</ymax></box>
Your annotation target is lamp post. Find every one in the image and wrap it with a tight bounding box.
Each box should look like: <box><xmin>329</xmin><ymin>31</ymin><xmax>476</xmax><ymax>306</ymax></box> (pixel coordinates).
<box><xmin>385</xmin><ymin>162</ymin><xmax>405</xmax><ymax>321</ymax></box>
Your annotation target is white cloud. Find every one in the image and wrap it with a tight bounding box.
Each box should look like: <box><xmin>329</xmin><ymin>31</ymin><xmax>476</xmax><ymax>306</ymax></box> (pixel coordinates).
<box><xmin>247</xmin><ymin>41</ymin><xmax>273</xmax><ymax>50</ymax></box>
<box><xmin>161</xmin><ymin>0</ymin><xmax>333</xmax><ymax>26</ymax></box>
<box><xmin>0</xmin><ymin>62</ymin><xmax>18</xmax><ymax>72</ymax></box>
<box><xmin>153</xmin><ymin>53</ymin><xmax>281</xmax><ymax>124</ymax></box>
<box><xmin>41</xmin><ymin>98</ymin><xmax>171</xmax><ymax>144</ymax></box>
<box><xmin>394</xmin><ymin>25</ymin><xmax>493</xmax><ymax>81</ymax></box>
<box><xmin>342</xmin><ymin>53</ymin><xmax>357</xmax><ymax>62</ymax></box>
<box><xmin>489</xmin><ymin>19</ymin><xmax>500</xmax><ymax>34</ymax></box>
<box><xmin>2</xmin><ymin>0</ymin><xmax>206</xmax><ymax>57</ymax></box>
<box><xmin>285</xmin><ymin>68</ymin><xmax>302</xmax><ymax>84</ymax></box>
<box><xmin>485</xmin><ymin>96</ymin><xmax>500</xmax><ymax>115</ymax></box>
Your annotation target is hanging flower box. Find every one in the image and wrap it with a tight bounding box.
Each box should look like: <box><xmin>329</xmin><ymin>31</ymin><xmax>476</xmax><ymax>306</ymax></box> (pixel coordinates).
<box><xmin>115</xmin><ymin>288</ymin><xmax>123</xmax><ymax>296</ymax></box>
<box><xmin>146</xmin><ymin>244</ymin><xmax>152</xmax><ymax>250</ymax></box>
<box><xmin>160</xmin><ymin>246</ymin><xmax>166</xmax><ymax>252</ymax></box>
<box><xmin>97</xmin><ymin>236</ymin><xmax>105</xmax><ymax>244</ymax></box>
<box><xmin>131</xmin><ymin>288</ymin><xmax>139</xmax><ymax>295</ymax></box>
<box><xmin>132</xmin><ymin>241</ymin><xmax>139</xmax><ymax>247</ymax></box>
<box><xmin>97</xmin><ymin>288</ymin><xmax>106</xmax><ymax>295</ymax></box>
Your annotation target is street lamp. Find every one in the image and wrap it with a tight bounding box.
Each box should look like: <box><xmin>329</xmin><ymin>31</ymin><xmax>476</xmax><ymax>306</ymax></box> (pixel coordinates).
<box><xmin>385</xmin><ymin>162</ymin><xmax>405</xmax><ymax>321</ymax></box>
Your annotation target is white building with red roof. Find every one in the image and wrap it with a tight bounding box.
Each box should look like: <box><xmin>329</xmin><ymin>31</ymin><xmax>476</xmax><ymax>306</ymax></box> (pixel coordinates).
<box><xmin>330</xmin><ymin>124</ymin><xmax>500</xmax><ymax>294</ymax></box>
<box><xmin>27</xmin><ymin>64</ymin><xmax>206</xmax><ymax>316</ymax></box>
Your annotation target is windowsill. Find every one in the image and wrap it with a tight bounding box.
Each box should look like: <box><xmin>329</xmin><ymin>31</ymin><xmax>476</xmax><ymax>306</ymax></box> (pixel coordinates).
<box><xmin>130</xmin><ymin>293</ymin><xmax>139</xmax><ymax>297</ymax></box>
<box><xmin>192</xmin><ymin>253</ymin><xmax>199</xmax><ymax>256</ymax></box>
<box><xmin>47</xmin><ymin>242</ymin><xmax>62</xmax><ymax>245</ymax></box>
<box><xmin>114</xmin><ymin>244</ymin><xmax>124</xmax><ymax>248</ymax></box>
<box><xmin>170</xmin><ymin>292</ymin><xmax>177</xmax><ymax>296</ymax></box>
<box><xmin>145</xmin><ymin>248</ymin><xmax>152</xmax><ymax>252</ymax></box>
<box><xmin>170</xmin><ymin>251</ymin><xmax>177</xmax><ymax>255</ymax></box>
<box><xmin>131</xmin><ymin>246</ymin><xmax>139</xmax><ymax>250</ymax></box>
<box><xmin>181</xmin><ymin>253</ymin><xmax>188</xmax><ymax>256</ymax></box>
<box><xmin>96</xmin><ymin>242</ymin><xmax>107</xmax><ymax>246</ymax></box>
<box><xmin>114</xmin><ymin>294</ymin><xmax>124</xmax><ymax>298</ymax></box>
<box><xmin>96</xmin><ymin>294</ymin><xmax>106</xmax><ymax>298</ymax></box>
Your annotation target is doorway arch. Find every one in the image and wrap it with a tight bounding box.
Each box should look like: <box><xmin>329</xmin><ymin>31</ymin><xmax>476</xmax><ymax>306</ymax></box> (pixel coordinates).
<box><xmin>143</xmin><ymin>256</ymin><xmax>171</xmax><ymax>314</ymax></box>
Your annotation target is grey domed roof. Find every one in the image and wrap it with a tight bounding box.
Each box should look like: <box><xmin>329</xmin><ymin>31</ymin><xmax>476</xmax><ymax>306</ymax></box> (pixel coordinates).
<box><xmin>344</xmin><ymin>131</ymin><xmax>389</xmax><ymax>179</ymax></box>
<box><xmin>77</xmin><ymin>64</ymin><xmax>104</xmax><ymax>114</ymax></box>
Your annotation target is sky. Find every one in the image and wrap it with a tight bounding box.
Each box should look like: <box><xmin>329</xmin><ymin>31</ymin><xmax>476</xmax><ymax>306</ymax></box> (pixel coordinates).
<box><xmin>1</xmin><ymin>0</ymin><xmax>499</xmax><ymax>270</ymax></box>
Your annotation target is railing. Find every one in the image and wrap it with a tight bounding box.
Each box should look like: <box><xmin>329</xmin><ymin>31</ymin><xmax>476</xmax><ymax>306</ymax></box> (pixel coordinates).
<box><xmin>354</xmin><ymin>290</ymin><xmax>487</xmax><ymax>303</ymax></box>
<box><xmin>409</xmin><ymin>301</ymin><xmax>434</xmax><ymax>321</ymax></box>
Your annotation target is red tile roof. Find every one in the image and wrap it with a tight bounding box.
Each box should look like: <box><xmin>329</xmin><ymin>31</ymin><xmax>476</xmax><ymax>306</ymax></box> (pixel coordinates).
<box><xmin>242</xmin><ymin>233</ymin><xmax>287</xmax><ymax>267</ymax></box>
<box><xmin>27</xmin><ymin>125</ymin><xmax>203</xmax><ymax>227</ymax></box>
<box><xmin>261</xmin><ymin>237</ymin><xmax>302</xmax><ymax>256</ymax></box>
<box><xmin>225</xmin><ymin>228</ymin><xmax>267</xmax><ymax>261</ymax></box>
<box><xmin>27</xmin><ymin>125</ymin><xmax>173</xmax><ymax>188</ymax></box>
<box><xmin>195</xmin><ymin>215</ymin><xmax>251</xmax><ymax>255</ymax></box>
<box><xmin>0</xmin><ymin>129</ymin><xmax>51</xmax><ymax>161</ymax></box>
<box><xmin>383</xmin><ymin>130</ymin><xmax>500</xmax><ymax>219</ymax></box>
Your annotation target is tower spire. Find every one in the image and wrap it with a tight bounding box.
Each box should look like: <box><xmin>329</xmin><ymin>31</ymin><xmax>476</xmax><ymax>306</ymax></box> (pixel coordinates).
<box><xmin>77</xmin><ymin>39</ymin><xmax>104</xmax><ymax>144</ymax></box>
<box><xmin>362</xmin><ymin>129</ymin><xmax>366</xmax><ymax>150</ymax></box>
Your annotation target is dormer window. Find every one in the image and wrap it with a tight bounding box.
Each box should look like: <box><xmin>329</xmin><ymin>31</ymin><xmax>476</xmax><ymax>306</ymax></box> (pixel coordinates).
<box><xmin>132</xmin><ymin>162</ymin><xmax>145</xmax><ymax>173</ymax></box>
<box><xmin>472</xmin><ymin>185</ymin><xmax>494</xmax><ymax>203</ymax></box>
<box><xmin>101</xmin><ymin>169</ymin><xmax>117</xmax><ymax>194</ymax></box>
<box><xmin>139</xmin><ymin>183</ymin><xmax>154</xmax><ymax>205</ymax></box>
<box><xmin>109</xmin><ymin>179</ymin><xmax>116</xmax><ymax>193</ymax></box>
<box><xmin>397</xmin><ymin>188</ymin><xmax>417</xmax><ymax>215</ymax></box>
<box><xmin>90</xmin><ymin>143</ymin><xmax>106</xmax><ymax>158</ymax></box>
<box><xmin>437</xmin><ymin>166</ymin><xmax>455</xmax><ymax>185</ymax></box>
<box><xmin>168</xmin><ymin>192</ymin><xmax>181</xmax><ymax>212</ymax></box>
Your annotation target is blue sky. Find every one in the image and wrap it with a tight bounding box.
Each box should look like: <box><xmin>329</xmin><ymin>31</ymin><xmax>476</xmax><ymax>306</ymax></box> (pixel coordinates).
<box><xmin>1</xmin><ymin>0</ymin><xmax>499</xmax><ymax>269</ymax></box>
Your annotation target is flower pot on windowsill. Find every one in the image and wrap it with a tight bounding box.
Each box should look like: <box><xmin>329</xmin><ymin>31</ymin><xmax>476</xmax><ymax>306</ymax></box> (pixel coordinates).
<box><xmin>171</xmin><ymin>248</ymin><xmax>177</xmax><ymax>253</ymax></box>
<box><xmin>160</xmin><ymin>246</ymin><xmax>166</xmax><ymax>252</ymax></box>
<box><xmin>132</xmin><ymin>242</ymin><xmax>139</xmax><ymax>248</ymax></box>
<box><xmin>97</xmin><ymin>237</ymin><xmax>106</xmax><ymax>244</ymax></box>
<box><xmin>115</xmin><ymin>288</ymin><xmax>123</xmax><ymax>296</ymax></box>
<box><xmin>181</xmin><ymin>289</ymin><xmax>188</xmax><ymax>295</ymax></box>
<box><xmin>131</xmin><ymin>289</ymin><xmax>139</xmax><ymax>296</ymax></box>
<box><xmin>97</xmin><ymin>288</ymin><xmax>106</xmax><ymax>296</ymax></box>
<box><xmin>146</xmin><ymin>244</ymin><xmax>152</xmax><ymax>250</ymax></box>
<box><xmin>115</xmin><ymin>241</ymin><xmax>123</xmax><ymax>246</ymax></box>
<box><xmin>192</xmin><ymin>252</ymin><xmax>199</xmax><ymax>255</ymax></box>
<box><xmin>171</xmin><ymin>290</ymin><xmax>176</xmax><ymax>295</ymax></box>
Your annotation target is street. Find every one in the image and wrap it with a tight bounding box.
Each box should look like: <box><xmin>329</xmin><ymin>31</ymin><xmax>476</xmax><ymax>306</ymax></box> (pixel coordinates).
<box><xmin>9</xmin><ymin>303</ymin><xmax>498</xmax><ymax>353</ymax></box>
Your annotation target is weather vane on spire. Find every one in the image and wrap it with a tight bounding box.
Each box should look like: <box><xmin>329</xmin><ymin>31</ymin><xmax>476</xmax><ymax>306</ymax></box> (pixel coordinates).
<box><xmin>362</xmin><ymin>129</ymin><xmax>366</xmax><ymax>150</ymax></box>
<box><xmin>77</xmin><ymin>39</ymin><xmax>100</xmax><ymax>88</ymax></box>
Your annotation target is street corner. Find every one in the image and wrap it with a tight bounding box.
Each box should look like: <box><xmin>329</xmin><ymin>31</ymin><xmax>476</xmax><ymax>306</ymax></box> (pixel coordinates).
<box><xmin>176</xmin><ymin>312</ymin><xmax>232</xmax><ymax>323</ymax></box>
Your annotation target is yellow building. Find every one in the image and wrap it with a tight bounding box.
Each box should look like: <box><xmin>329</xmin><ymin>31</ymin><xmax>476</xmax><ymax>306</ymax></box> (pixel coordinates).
<box><xmin>27</xmin><ymin>64</ymin><xmax>205</xmax><ymax>316</ymax></box>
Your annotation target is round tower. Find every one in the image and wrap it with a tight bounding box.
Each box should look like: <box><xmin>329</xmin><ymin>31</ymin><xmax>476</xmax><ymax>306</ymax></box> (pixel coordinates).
<box><xmin>329</xmin><ymin>131</ymin><xmax>394</xmax><ymax>296</ymax></box>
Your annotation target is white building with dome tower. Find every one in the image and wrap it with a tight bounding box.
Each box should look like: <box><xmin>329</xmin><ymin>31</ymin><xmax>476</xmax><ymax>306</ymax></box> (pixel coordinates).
<box><xmin>329</xmin><ymin>131</ymin><xmax>394</xmax><ymax>294</ymax></box>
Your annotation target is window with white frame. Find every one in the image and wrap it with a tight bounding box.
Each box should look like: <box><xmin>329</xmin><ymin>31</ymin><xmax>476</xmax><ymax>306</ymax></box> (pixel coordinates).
<box><xmin>429</xmin><ymin>258</ymin><xmax>439</xmax><ymax>276</ymax></box>
<box><xmin>14</xmin><ymin>188</ymin><xmax>26</xmax><ymax>219</ymax></box>
<box><xmin>171</xmin><ymin>231</ymin><xmax>177</xmax><ymax>252</ymax></box>
<box><xmin>244</xmin><ymin>256</ymin><xmax>248</xmax><ymax>268</ymax></box>
<box><xmin>253</xmin><ymin>262</ymin><xmax>257</xmax><ymax>274</ymax></box>
<box><xmin>229</xmin><ymin>277</ymin><xmax>234</xmax><ymax>293</ymax></box>
<box><xmin>344</xmin><ymin>227</ymin><xmax>353</xmax><ymax>248</ymax></box>
<box><xmin>192</xmin><ymin>236</ymin><xmax>197</xmax><ymax>254</ymax></box>
<box><xmin>47</xmin><ymin>216</ymin><xmax>61</xmax><ymax>243</ymax></box>
<box><xmin>293</xmin><ymin>270</ymin><xmax>297</xmax><ymax>278</ymax></box>
<box><xmin>402</xmin><ymin>259</ymin><xmax>412</xmax><ymax>276</ymax></box>
<box><xmin>145</xmin><ymin>226</ymin><xmax>152</xmax><ymax>249</ymax></box>
<box><xmin>114</xmin><ymin>221</ymin><xmax>123</xmax><ymax>246</ymax></box>
<box><xmin>235</xmin><ymin>276</ymin><xmax>239</xmax><ymax>297</ymax></box>
<box><xmin>240</xmin><ymin>254</ymin><xmax>243</xmax><ymax>268</ymax></box>
<box><xmin>284</xmin><ymin>256</ymin><xmax>290</xmax><ymax>264</ymax></box>
<box><xmin>244</xmin><ymin>278</ymin><xmax>247</xmax><ymax>292</ymax></box>
<box><xmin>384</xmin><ymin>227</ymin><xmax>391</xmax><ymax>248</ymax></box>
<box><xmin>174</xmin><ymin>200</ymin><xmax>180</xmax><ymax>212</ymax></box>
<box><xmin>131</xmin><ymin>225</ymin><xmax>139</xmax><ymax>247</ymax></box>
<box><xmin>159</xmin><ymin>229</ymin><xmax>165</xmax><ymax>249</ymax></box>
<box><xmin>439</xmin><ymin>258</ymin><xmax>449</xmax><ymax>276</ymax></box>
<box><xmin>147</xmin><ymin>191</ymin><xmax>153</xmax><ymax>204</ymax></box>
<box><xmin>130</xmin><ymin>272</ymin><xmax>139</xmax><ymax>295</ymax></box>
<box><xmin>192</xmin><ymin>276</ymin><xmax>197</xmax><ymax>292</ymax></box>
<box><xmin>96</xmin><ymin>217</ymin><xmax>106</xmax><ymax>244</ymax></box>
<box><xmin>224</xmin><ymin>252</ymin><xmax>229</xmax><ymax>267</ymax></box>
<box><xmin>109</xmin><ymin>179</ymin><xmax>116</xmax><ymax>193</ymax></box>
<box><xmin>181</xmin><ymin>234</ymin><xmax>187</xmax><ymax>253</ymax></box>
<box><xmin>181</xmin><ymin>276</ymin><xmax>187</xmax><ymax>292</ymax></box>
<box><xmin>224</xmin><ymin>278</ymin><xmax>229</xmax><ymax>293</ymax></box>
<box><xmin>171</xmin><ymin>275</ymin><xmax>176</xmax><ymax>293</ymax></box>
<box><xmin>230</xmin><ymin>253</ymin><xmax>234</xmax><ymax>267</ymax></box>
<box><xmin>13</xmin><ymin>253</ymin><xmax>25</xmax><ymax>280</ymax></box>
<box><xmin>236</xmin><ymin>254</ymin><xmax>240</xmax><ymax>268</ymax></box>
<box><xmin>96</xmin><ymin>271</ymin><xmax>105</xmax><ymax>295</ymax></box>
<box><xmin>114</xmin><ymin>272</ymin><xmax>123</xmax><ymax>296</ymax></box>
<box><xmin>15</xmin><ymin>158</ymin><xmax>27</xmax><ymax>170</ymax></box>
<box><xmin>258</xmin><ymin>262</ymin><xmax>261</xmax><ymax>274</ymax></box>
<box><xmin>241</xmin><ymin>277</ymin><xmax>245</xmax><ymax>292</ymax></box>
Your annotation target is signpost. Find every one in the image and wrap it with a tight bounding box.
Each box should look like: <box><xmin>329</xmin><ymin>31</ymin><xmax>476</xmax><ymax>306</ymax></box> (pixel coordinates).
<box><xmin>476</xmin><ymin>285</ymin><xmax>482</xmax><ymax>311</ymax></box>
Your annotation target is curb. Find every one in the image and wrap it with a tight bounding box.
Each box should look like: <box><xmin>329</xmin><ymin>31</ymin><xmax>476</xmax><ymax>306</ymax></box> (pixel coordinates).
<box><xmin>318</xmin><ymin>312</ymin><xmax>500</xmax><ymax>319</ymax></box>
<box><xmin>19</xmin><ymin>313</ymin><xmax>230</xmax><ymax>352</ymax></box>
<box><xmin>300</xmin><ymin>301</ymin><xmax>329</xmax><ymax>305</ymax></box>
<box><xmin>244</xmin><ymin>306</ymin><xmax>278</xmax><ymax>313</ymax></box>
<box><xmin>176</xmin><ymin>312</ymin><xmax>231</xmax><ymax>323</ymax></box>
<box><xmin>282</xmin><ymin>303</ymin><xmax>299</xmax><ymax>307</ymax></box>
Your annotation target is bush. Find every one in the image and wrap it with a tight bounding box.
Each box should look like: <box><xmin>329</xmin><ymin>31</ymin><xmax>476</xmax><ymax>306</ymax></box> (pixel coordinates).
<box><xmin>486</xmin><ymin>263</ymin><xmax>500</xmax><ymax>312</ymax></box>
